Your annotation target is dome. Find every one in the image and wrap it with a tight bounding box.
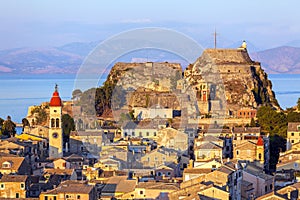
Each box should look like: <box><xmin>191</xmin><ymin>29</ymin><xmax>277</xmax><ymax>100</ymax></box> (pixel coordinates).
<box><xmin>50</xmin><ymin>89</ymin><xmax>62</xmax><ymax>107</ymax></box>
<box><xmin>257</xmin><ymin>136</ymin><xmax>264</xmax><ymax>146</ymax></box>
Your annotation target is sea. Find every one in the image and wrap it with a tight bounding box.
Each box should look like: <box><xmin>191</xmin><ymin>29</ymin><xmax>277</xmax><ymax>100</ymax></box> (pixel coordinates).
<box><xmin>0</xmin><ymin>73</ymin><xmax>299</xmax><ymax>124</ymax></box>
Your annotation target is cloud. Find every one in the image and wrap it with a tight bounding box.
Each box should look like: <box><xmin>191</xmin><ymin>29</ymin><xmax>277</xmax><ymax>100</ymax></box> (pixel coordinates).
<box><xmin>121</xmin><ymin>18</ymin><xmax>152</xmax><ymax>24</ymax></box>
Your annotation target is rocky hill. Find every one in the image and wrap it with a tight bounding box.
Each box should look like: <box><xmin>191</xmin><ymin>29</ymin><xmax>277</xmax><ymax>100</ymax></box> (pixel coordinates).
<box><xmin>0</xmin><ymin>47</ymin><xmax>82</xmax><ymax>74</ymax></box>
<box><xmin>79</xmin><ymin>48</ymin><xmax>280</xmax><ymax>118</ymax></box>
<box><xmin>185</xmin><ymin>48</ymin><xmax>280</xmax><ymax>114</ymax></box>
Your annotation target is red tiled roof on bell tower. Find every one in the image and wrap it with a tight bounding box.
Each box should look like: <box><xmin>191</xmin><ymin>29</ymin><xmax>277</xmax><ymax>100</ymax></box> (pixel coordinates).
<box><xmin>257</xmin><ymin>136</ymin><xmax>264</xmax><ymax>146</ymax></box>
<box><xmin>50</xmin><ymin>84</ymin><xmax>62</xmax><ymax>107</ymax></box>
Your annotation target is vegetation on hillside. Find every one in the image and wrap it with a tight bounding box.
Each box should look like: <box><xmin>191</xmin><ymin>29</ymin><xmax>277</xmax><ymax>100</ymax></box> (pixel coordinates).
<box><xmin>62</xmin><ymin>114</ymin><xmax>75</xmax><ymax>137</ymax></box>
<box><xmin>31</xmin><ymin>105</ymin><xmax>48</xmax><ymax>125</ymax></box>
<box><xmin>256</xmin><ymin>102</ymin><xmax>300</xmax><ymax>171</ymax></box>
<box><xmin>1</xmin><ymin>116</ymin><xmax>16</xmax><ymax>137</ymax></box>
<box><xmin>256</xmin><ymin>106</ymin><xmax>287</xmax><ymax>137</ymax></box>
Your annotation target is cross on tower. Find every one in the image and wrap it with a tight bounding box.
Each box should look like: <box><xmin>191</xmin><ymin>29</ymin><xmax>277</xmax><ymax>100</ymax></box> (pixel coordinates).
<box><xmin>213</xmin><ymin>29</ymin><xmax>218</xmax><ymax>49</ymax></box>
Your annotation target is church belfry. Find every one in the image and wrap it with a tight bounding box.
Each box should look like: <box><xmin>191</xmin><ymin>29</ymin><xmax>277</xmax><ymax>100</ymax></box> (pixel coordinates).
<box><xmin>49</xmin><ymin>84</ymin><xmax>63</xmax><ymax>159</ymax></box>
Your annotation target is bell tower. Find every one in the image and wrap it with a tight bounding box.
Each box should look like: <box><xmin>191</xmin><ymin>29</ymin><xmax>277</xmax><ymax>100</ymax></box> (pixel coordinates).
<box><xmin>256</xmin><ymin>136</ymin><xmax>264</xmax><ymax>163</ymax></box>
<box><xmin>49</xmin><ymin>84</ymin><xmax>63</xmax><ymax>159</ymax></box>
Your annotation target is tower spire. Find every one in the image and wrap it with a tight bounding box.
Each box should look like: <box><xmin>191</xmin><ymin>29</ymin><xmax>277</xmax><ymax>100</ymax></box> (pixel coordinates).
<box><xmin>55</xmin><ymin>83</ymin><xmax>58</xmax><ymax>92</ymax></box>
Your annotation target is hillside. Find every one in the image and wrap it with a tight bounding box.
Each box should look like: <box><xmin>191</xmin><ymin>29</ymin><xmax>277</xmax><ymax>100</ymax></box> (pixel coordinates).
<box><xmin>0</xmin><ymin>47</ymin><xmax>83</xmax><ymax>74</ymax></box>
<box><xmin>1</xmin><ymin>42</ymin><xmax>300</xmax><ymax>74</ymax></box>
<box><xmin>251</xmin><ymin>46</ymin><xmax>300</xmax><ymax>74</ymax></box>
<box><xmin>77</xmin><ymin>48</ymin><xmax>280</xmax><ymax>119</ymax></box>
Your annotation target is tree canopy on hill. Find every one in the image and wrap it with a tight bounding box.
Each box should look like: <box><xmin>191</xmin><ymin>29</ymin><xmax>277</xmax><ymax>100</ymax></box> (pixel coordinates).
<box><xmin>1</xmin><ymin>116</ymin><xmax>16</xmax><ymax>137</ymax></box>
<box><xmin>256</xmin><ymin>106</ymin><xmax>287</xmax><ymax>137</ymax></box>
<box><xmin>62</xmin><ymin>114</ymin><xmax>75</xmax><ymax>137</ymax></box>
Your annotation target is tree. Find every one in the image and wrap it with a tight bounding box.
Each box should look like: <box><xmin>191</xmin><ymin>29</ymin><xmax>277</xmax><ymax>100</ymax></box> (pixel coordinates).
<box><xmin>2</xmin><ymin>116</ymin><xmax>16</xmax><ymax>137</ymax></box>
<box><xmin>21</xmin><ymin>118</ymin><xmax>30</xmax><ymax>131</ymax></box>
<box><xmin>250</xmin><ymin>118</ymin><xmax>256</xmax><ymax>127</ymax></box>
<box><xmin>287</xmin><ymin>112</ymin><xmax>300</xmax><ymax>122</ymax></box>
<box><xmin>297</xmin><ymin>98</ymin><xmax>300</xmax><ymax>111</ymax></box>
<box><xmin>62</xmin><ymin>114</ymin><xmax>75</xmax><ymax>137</ymax></box>
<box><xmin>72</xmin><ymin>89</ymin><xmax>82</xmax><ymax>100</ymax></box>
<box><xmin>256</xmin><ymin>106</ymin><xmax>287</xmax><ymax>137</ymax></box>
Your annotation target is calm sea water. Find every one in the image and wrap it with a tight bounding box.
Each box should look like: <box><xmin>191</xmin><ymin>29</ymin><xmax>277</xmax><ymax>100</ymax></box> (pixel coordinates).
<box><xmin>0</xmin><ymin>73</ymin><xmax>299</xmax><ymax>123</ymax></box>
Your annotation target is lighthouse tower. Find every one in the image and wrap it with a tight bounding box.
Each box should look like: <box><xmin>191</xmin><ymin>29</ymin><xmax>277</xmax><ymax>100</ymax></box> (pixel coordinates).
<box><xmin>49</xmin><ymin>85</ymin><xmax>63</xmax><ymax>159</ymax></box>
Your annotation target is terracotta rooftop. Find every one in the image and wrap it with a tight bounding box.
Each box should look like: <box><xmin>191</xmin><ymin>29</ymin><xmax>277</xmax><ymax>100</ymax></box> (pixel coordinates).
<box><xmin>101</xmin><ymin>176</ymin><xmax>136</xmax><ymax>193</ymax></box>
<box><xmin>194</xmin><ymin>142</ymin><xmax>222</xmax><ymax>150</ymax></box>
<box><xmin>0</xmin><ymin>174</ymin><xmax>28</xmax><ymax>182</ymax></box>
<box><xmin>137</xmin><ymin>182</ymin><xmax>179</xmax><ymax>190</ymax></box>
<box><xmin>287</xmin><ymin>122</ymin><xmax>300</xmax><ymax>132</ymax></box>
<box><xmin>43</xmin><ymin>181</ymin><xmax>94</xmax><ymax>194</ymax></box>
<box><xmin>0</xmin><ymin>156</ymin><xmax>25</xmax><ymax>171</ymax></box>
<box><xmin>232</xmin><ymin>127</ymin><xmax>261</xmax><ymax>134</ymax></box>
<box><xmin>44</xmin><ymin>168</ymin><xmax>74</xmax><ymax>176</ymax></box>
<box><xmin>183</xmin><ymin>168</ymin><xmax>212</xmax><ymax>174</ymax></box>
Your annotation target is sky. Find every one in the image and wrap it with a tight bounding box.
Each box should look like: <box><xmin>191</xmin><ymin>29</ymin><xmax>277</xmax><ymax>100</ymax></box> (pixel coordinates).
<box><xmin>1</xmin><ymin>0</ymin><xmax>300</xmax><ymax>50</ymax></box>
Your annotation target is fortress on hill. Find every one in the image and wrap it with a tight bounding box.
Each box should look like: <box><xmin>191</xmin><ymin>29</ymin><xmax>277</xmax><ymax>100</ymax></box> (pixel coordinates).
<box><xmin>87</xmin><ymin>41</ymin><xmax>280</xmax><ymax>120</ymax></box>
<box><xmin>184</xmin><ymin>42</ymin><xmax>280</xmax><ymax>117</ymax></box>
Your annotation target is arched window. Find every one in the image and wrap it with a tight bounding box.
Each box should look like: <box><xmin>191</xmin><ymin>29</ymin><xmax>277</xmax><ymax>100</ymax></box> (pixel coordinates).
<box><xmin>51</xmin><ymin>118</ymin><xmax>55</xmax><ymax>128</ymax></box>
<box><xmin>258</xmin><ymin>153</ymin><xmax>262</xmax><ymax>160</ymax></box>
<box><xmin>56</xmin><ymin>118</ymin><xmax>59</xmax><ymax>128</ymax></box>
<box><xmin>265</xmin><ymin>185</ymin><xmax>267</xmax><ymax>192</ymax></box>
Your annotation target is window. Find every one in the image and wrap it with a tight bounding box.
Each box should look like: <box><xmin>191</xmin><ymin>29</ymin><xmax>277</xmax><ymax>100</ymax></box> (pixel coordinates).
<box><xmin>292</xmin><ymin>132</ymin><xmax>294</xmax><ymax>136</ymax></box>
<box><xmin>139</xmin><ymin>132</ymin><xmax>142</xmax><ymax>136</ymax></box>
<box><xmin>54</xmin><ymin>109</ymin><xmax>57</xmax><ymax>113</ymax></box>
<box><xmin>292</xmin><ymin>140</ymin><xmax>295</xmax><ymax>144</ymax></box>
<box><xmin>44</xmin><ymin>197</ymin><xmax>48</xmax><ymax>200</ymax></box>
<box><xmin>167</xmin><ymin>172</ymin><xmax>171</xmax><ymax>176</ymax></box>
<box><xmin>21</xmin><ymin>183</ymin><xmax>25</xmax><ymax>189</ymax></box>
<box><xmin>56</xmin><ymin>118</ymin><xmax>59</xmax><ymax>128</ymax></box>
<box><xmin>139</xmin><ymin>190</ymin><xmax>144</xmax><ymax>195</ymax></box>
<box><xmin>270</xmin><ymin>184</ymin><xmax>273</xmax><ymax>190</ymax></box>
<box><xmin>146</xmin><ymin>132</ymin><xmax>149</xmax><ymax>136</ymax></box>
<box><xmin>154</xmin><ymin>132</ymin><xmax>157</xmax><ymax>136</ymax></box>
<box><xmin>236</xmin><ymin>150</ymin><xmax>239</xmax><ymax>155</ymax></box>
<box><xmin>0</xmin><ymin>184</ymin><xmax>4</xmax><ymax>189</ymax></box>
<box><xmin>258</xmin><ymin>153</ymin><xmax>262</xmax><ymax>160</ymax></box>
<box><xmin>51</xmin><ymin>118</ymin><xmax>55</xmax><ymax>128</ymax></box>
<box><xmin>157</xmin><ymin>172</ymin><xmax>162</xmax><ymax>176</ymax></box>
<box><xmin>265</xmin><ymin>185</ymin><xmax>268</xmax><ymax>192</ymax></box>
<box><xmin>2</xmin><ymin>161</ymin><xmax>11</xmax><ymax>168</ymax></box>
<box><xmin>212</xmin><ymin>165</ymin><xmax>216</xmax><ymax>169</ymax></box>
<box><xmin>16</xmin><ymin>193</ymin><xmax>19</xmax><ymax>198</ymax></box>
<box><xmin>77</xmin><ymin>195</ymin><xmax>81</xmax><ymax>199</ymax></box>
<box><xmin>132</xmin><ymin>132</ymin><xmax>135</xmax><ymax>136</ymax></box>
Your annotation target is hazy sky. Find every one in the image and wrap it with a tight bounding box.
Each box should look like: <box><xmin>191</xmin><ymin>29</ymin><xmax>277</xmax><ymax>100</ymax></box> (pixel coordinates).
<box><xmin>1</xmin><ymin>0</ymin><xmax>300</xmax><ymax>50</ymax></box>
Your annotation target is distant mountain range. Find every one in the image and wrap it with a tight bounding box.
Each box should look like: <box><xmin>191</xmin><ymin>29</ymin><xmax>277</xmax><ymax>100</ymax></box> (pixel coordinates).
<box><xmin>1</xmin><ymin>41</ymin><xmax>300</xmax><ymax>74</ymax></box>
<box><xmin>251</xmin><ymin>46</ymin><xmax>300</xmax><ymax>73</ymax></box>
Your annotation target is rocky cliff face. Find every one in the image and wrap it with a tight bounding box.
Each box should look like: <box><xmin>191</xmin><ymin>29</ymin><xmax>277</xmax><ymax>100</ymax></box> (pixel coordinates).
<box><xmin>184</xmin><ymin>48</ymin><xmax>280</xmax><ymax>114</ymax></box>
<box><xmin>81</xmin><ymin>48</ymin><xmax>280</xmax><ymax>118</ymax></box>
<box><xmin>93</xmin><ymin>62</ymin><xmax>183</xmax><ymax>117</ymax></box>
